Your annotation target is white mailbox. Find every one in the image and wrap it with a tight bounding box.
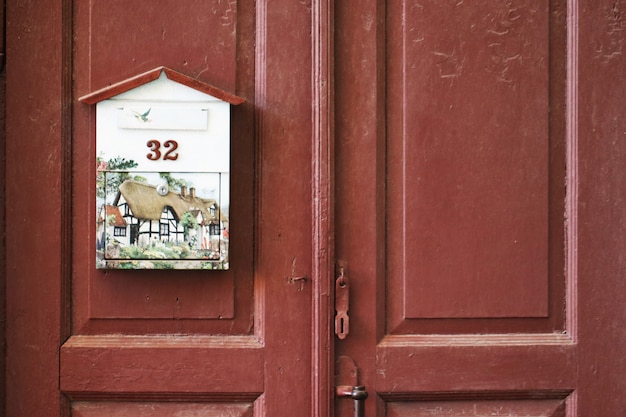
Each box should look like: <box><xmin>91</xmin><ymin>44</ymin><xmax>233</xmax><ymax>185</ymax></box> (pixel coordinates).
<box><xmin>81</xmin><ymin>67</ymin><xmax>244</xmax><ymax>270</ymax></box>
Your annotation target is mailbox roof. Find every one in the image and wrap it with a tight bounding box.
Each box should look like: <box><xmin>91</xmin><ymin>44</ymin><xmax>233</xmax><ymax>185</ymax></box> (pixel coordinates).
<box><xmin>79</xmin><ymin>66</ymin><xmax>244</xmax><ymax>105</ymax></box>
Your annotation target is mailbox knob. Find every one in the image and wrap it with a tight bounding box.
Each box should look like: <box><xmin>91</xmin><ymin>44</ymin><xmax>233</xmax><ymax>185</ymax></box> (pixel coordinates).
<box><xmin>156</xmin><ymin>183</ymin><xmax>169</xmax><ymax>196</ymax></box>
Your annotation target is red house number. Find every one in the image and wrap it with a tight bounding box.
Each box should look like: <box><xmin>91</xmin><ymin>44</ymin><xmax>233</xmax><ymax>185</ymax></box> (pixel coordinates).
<box><xmin>146</xmin><ymin>140</ymin><xmax>179</xmax><ymax>161</ymax></box>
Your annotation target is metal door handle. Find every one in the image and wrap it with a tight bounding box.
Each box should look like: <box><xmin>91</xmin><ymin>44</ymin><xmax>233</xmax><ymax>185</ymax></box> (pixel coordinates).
<box><xmin>336</xmin><ymin>385</ymin><xmax>368</xmax><ymax>417</ymax></box>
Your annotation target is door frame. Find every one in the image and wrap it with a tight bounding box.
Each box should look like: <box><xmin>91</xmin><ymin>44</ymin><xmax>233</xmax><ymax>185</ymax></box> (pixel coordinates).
<box><xmin>311</xmin><ymin>1</ymin><xmax>335</xmax><ymax>416</ymax></box>
<box><xmin>6</xmin><ymin>0</ymin><xmax>78</xmax><ymax>413</ymax></box>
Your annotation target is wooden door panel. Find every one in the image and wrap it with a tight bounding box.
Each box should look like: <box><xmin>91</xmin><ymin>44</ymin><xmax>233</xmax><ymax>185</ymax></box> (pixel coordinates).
<box><xmin>376</xmin><ymin>335</ymin><xmax>575</xmax><ymax>394</ymax></box>
<box><xmin>82</xmin><ymin>272</ymin><xmax>237</xmax><ymax>320</ymax></box>
<box><xmin>84</xmin><ymin>0</ymin><xmax>238</xmax><ymax>93</ymax></box>
<box><xmin>387</xmin><ymin>399</ymin><xmax>566</xmax><ymax>417</ymax></box>
<box><xmin>72</xmin><ymin>402</ymin><xmax>253</xmax><ymax>417</ymax></box>
<box><xmin>335</xmin><ymin>0</ymin><xmax>575</xmax><ymax>415</ymax></box>
<box><xmin>58</xmin><ymin>0</ymin><xmax>313</xmax><ymax>414</ymax></box>
<box><xmin>387</xmin><ymin>0</ymin><xmax>567</xmax><ymax>331</ymax></box>
<box><xmin>70</xmin><ymin>0</ymin><xmax>255</xmax><ymax>333</ymax></box>
<box><xmin>65</xmin><ymin>0</ymin><xmax>259</xmax><ymax>406</ymax></box>
<box><xmin>388</xmin><ymin>0</ymin><xmax>552</xmax><ymax>319</ymax></box>
<box><xmin>60</xmin><ymin>336</ymin><xmax>263</xmax><ymax>400</ymax></box>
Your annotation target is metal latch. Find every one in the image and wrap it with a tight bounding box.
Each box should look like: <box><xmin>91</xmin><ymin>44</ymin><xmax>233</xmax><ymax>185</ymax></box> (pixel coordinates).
<box><xmin>335</xmin><ymin>264</ymin><xmax>350</xmax><ymax>339</ymax></box>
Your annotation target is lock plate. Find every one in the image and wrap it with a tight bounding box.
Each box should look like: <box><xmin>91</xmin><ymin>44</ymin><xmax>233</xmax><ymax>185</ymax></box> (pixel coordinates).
<box><xmin>335</xmin><ymin>265</ymin><xmax>350</xmax><ymax>339</ymax></box>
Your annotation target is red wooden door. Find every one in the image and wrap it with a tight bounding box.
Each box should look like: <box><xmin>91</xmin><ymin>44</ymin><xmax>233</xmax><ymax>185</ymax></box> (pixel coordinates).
<box><xmin>333</xmin><ymin>1</ymin><xmax>626</xmax><ymax>416</ymax></box>
<box><xmin>5</xmin><ymin>1</ymin><xmax>319</xmax><ymax>416</ymax></box>
<box><xmin>4</xmin><ymin>1</ymin><xmax>626</xmax><ymax>417</ymax></box>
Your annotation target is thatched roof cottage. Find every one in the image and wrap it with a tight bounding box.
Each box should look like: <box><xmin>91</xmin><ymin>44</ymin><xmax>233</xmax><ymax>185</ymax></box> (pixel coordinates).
<box><xmin>115</xmin><ymin>179</ymin><xmax>228</xmax><ymax>226</ymax></box>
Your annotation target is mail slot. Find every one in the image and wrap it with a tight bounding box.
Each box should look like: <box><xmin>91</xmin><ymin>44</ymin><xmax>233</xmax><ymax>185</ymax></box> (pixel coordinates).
<box><xmin>81</xmin><ymin>67</ymin><xmax>244</xmax><ymax>270</ymax></box>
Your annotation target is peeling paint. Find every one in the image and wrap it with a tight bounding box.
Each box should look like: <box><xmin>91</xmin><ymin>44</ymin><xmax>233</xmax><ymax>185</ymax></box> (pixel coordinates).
<box><xmin>595</xmin><ymin>0</ymin><xmax>625</xmax><ymax>63</ymax></box>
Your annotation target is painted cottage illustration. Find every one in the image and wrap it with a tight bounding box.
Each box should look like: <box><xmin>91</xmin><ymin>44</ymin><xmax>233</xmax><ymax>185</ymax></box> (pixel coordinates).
<box><xmin>96</xmin><ymin>180</ymin><xmax>229</xmax><ymax>261</ymax></box>
<box><xmin>81</xmin><ymin>67</ymin><xmax>244</xmax><ymax>270</ymax></box>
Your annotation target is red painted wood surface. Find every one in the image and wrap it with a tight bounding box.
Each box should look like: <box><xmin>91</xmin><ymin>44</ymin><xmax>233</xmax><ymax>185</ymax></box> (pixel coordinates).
<box><xmin>0</xmin><ymin>9</ymin><xmax>6</xmax><ymax>412</ymax></box>
<box><xmin>334</xmin><ymin>0</ymin><xmax>625</xmax><ymax>416</ymax></box>
<box><xmin>4</xmin><ymin>0</ymin><xmax>626</xmax><ymax>416</ymax></box>
<box><xmin>61</xmin><ymin>336</ymin><xmax>263</xmax><ymax>400</ymax></box>
<box><xmin>388</xmin><ymin>0</ymin><xmax>552</xmax><ymax>319</ymax></box>
<box><xmin>576</xmin><ymin>0</ymin><xmax>626</xmax><ymax>413</ymax></box>
<box><xmin>384</xmin><ymin>0</ymin><xmax>567</xmax><ymax>335</ymax></box>
<box><xmin>7</xmin><ymin>0</ymin><xmax>316</xmax><ymax>416</ymax></box>
<box><xmin>5</xmin><ymin>0</ymin><xmax>70</xmax><ymax>415</ymax></box>
<box><xmin>388</xmin><ymin>399</ymin><xmax>566</xmax><ymax>417</ymax></box>
<box><xmin>73</xmin><ymin>402</ymin><xmax>252</xmax><ymax>417</ymax></box>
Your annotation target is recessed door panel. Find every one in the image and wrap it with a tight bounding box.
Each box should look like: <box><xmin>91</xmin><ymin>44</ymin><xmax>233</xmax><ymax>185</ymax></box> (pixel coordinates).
<box><xmin>384</xmin><ymin>0</ymin><xmax>567</xmax><ymax>334</ymax></box>
<box><xmin>86</xmin><ymin>0</ymin><xmax>237</xmax><ymax>93</ymax></box>
<box><xmin>72</xmin><ymin>402</ymin><xmax>253</xmax><ymax>417</ymax></box>
<box><xmin>387</xmin><ymin>0</ymin><xmax>558</xmax><ymax>321</ymax></box>
<box><xmin>71</xmin><ymin>0</ymin><xmax>254</xmax><ymax>330</ymax></box>
<box><xmin>387</xmin><ymin>399</ymin><xmax>566</xmax><ymax>417</ymax></box>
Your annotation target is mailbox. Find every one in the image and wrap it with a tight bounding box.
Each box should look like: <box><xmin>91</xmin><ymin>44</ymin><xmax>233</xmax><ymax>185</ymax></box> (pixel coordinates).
<box><xmin>81</xmin><ymin>67</ymin><xmax>244</xmax><ymax>270</ymax></box>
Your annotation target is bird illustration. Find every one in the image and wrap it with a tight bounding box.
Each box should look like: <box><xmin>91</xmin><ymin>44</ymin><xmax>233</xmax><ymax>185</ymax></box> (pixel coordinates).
<box><xmin>131</xmin><ymin>108</ymin><xmax>151</xmax><ymax>122</ymax></box>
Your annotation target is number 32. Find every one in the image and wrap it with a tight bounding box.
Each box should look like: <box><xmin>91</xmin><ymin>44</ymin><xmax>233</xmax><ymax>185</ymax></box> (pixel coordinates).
<box><xmin>146</xmin><ymin>140</ymin><xmax>179</xmax><ymax>161</ymax></box>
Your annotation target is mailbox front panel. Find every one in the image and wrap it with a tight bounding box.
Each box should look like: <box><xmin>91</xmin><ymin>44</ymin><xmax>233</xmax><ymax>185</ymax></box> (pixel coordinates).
<box><xmin>95</xmin><ymin>71</ymin><xmax>232</xmax><ymax>270</ymax></box>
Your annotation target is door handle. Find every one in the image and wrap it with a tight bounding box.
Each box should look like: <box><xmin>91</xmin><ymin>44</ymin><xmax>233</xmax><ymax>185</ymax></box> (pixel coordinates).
<box><xmin>336</xmin><ymin>385</ymin><xmax>368</xmax><ymax>417</ymax></box>
<box><xmin>336</xmin><ymin>356</ymin><xmax>368</xmax><ymax>417</ymax></box>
